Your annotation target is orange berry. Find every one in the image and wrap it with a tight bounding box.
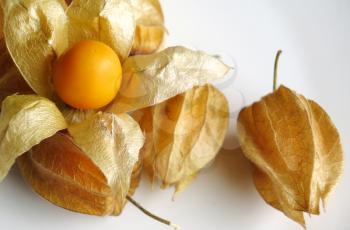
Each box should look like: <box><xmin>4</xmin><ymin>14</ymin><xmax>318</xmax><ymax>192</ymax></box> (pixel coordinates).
<box><xmin>53</xmin><ymin>40</ymin><xmax>122</xmax><ymax>109</ymax></box>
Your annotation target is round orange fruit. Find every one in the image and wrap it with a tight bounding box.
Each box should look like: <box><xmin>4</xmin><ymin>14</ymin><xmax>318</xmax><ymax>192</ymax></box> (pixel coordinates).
<box><xmin>53</xmin><ymin>40</ymin><xmax>122</xmax><ymax>109</ymax></box>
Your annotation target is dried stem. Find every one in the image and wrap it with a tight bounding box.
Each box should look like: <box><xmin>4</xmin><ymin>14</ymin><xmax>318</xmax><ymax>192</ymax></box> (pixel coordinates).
<box><xmin>273</xmin><ymin>50</ymin><xmax>283</xmax><ymax>91</ymax></box>
<box><xmin>126</xmin><ymin>195</ymin><xmax>180</xmax><ymax>230</ymax></box>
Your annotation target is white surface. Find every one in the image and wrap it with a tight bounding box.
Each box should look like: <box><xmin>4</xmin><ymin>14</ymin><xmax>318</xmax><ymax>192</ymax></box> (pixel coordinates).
<box><xmin>1</xmin><ymin>0</ymin><xmax>349</xmax><ymax>229</ymax></box>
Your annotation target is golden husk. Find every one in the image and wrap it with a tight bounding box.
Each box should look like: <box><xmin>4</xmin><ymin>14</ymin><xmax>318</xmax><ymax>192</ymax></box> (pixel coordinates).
<box><xmin>130</xmin><ymin>0</ymin><xmax>165</xmax><ymax>54</ymax></box>
<box><xmin>64</xmin><ymin>0</ymin><xmax>164</xmax><ymax>55</ymax></box>
<box><xmin>67</xmin><ymin>112</ymin><xmax>144</xmax><ymax>215</ymax></box>
<box><xmin>1</xmin><ymin>0</ymin><xmax>136</xmax><ymax>97</ymax></box>
<box><xmin>136</xmin><ymin>84</ymin><xmax>229</xmax><ymax>194</ymax></box>
<box><xmin>107</xmin><ymin>46</ymin><xmax>231</xmax><ymax>114</ymax></box>
<box><xmin>17</xmin><ymin>131</ymin><xmax>142</xmax><ymax>216</ymax></box>
<box><xmin>17</xmin><ymin>132</ymin><xmax>115</xmax><ymax>216</ymax></box>
<box><xmin>0</xmin><ymin>39</ymin><xmax>32</xmax><ymax>105</ymax></box>
<box><xmin>0</xmin><ymin>0</ymin><xmax>234</xmax><ymax>217</ymax></box>
<box><xmin>0</xmin><ymin>95</ymin><xmax>67</xmax><ymax>181</ymax></box>
<box><xmin>66</xmin><ymin>0</ymin><xmax>135</xmax><ymax>61</ymax></box>
<box><xmin>1</xmin><ymin>0</ymin><xmax>68</xmax><ymax>97</ymax></box>
<box><xmin>237</xmin><ymin>85</ymin><xmax>344</xmax><ymax>227</ymax></box>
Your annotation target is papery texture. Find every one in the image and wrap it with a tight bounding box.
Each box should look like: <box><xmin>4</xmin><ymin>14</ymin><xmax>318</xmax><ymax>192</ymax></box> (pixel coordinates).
<box><xmin>67</xmin><ymin>0</ymin><xmax>135</xmax><ymax>61</ymax></box>
<box><xmin>2</xmin><ymin>0</ymin><xmax>68</xmax><ymax>97</ymax></box>
<box><xmin>237</xmin><ymin>85</ymin><xmax>343</xmax><ymax>226</ymax></box>
<box><xmin>0</xmin><ymin>95</ymin><xmax>67</xmax><ymax>181</ymax></box>
<box><xmin>0</xmin><ymin>40</ymin><xmax>32</xmax><ymax>104</ymax></box>
<box><xmin>17</xmin><ymin>132</ymin><xmax>116</xmax><ymax>216</ymax></box>
<box><xmin>68</xmin><ymin>112</ymin><xmax>144</xmax><ymax>215</ymax></box>
<box><xmin>108</xmin><ymin>46</ymin><xmax>230</xmax><ymax>114</ymax></box>
<box><xmin>137</xmin><ymin>84</ymin><xmax>229</xmax><ymax>193</ymax></box>
<box><xmin>2</xmin><ymin>0</ymin><xmax>137</xmax><ymax>98</ymax></box>
<box><xmin>129</xmin><ymin>0</ymin><xmax>164</xmax><ymax>54</ymax></box>
<box><xmin>62</xmin><ymin>107</ymin><xmax>96</xmax><ymax>125</ymax></box>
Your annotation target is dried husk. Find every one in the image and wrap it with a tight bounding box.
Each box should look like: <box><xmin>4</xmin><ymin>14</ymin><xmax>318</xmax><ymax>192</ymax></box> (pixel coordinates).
<box><xmin>62</xmin><ymin>108</ymin><xmax>96</xmax><ymax>125</ymax></box>
<box><xmin>136</xmin><ymin>84</ymin><xmax>229</xmax><ymax>193</ymax></box>
<box><xmin>0</xmin><ymin>95</ymin><xmax>67</xmax><ymax>181</ymax></box>
<box><xmin>67</xmin><ymin>112</ymin><xmax>144</xmax><ymax>215</ymax></box>
<box><xmin>17</xmin><ymin>132</ymin><xmax>115</xmax><ymax>216</ymax></box>
<box><xmin>1</xmin><ymin>0</ymin><xmax>68</xmax><ymax>97</ymax></box>
<box><xmin>17</xmin><ymin>131</ymin><xmax>142</xmax><ymax>215</ymax></box>
<box><xmin>129</xmin><ymin>0</ymin><xmax>165</xmax><ymax>55</ymax></box>
<box><xmin>0</xmin><ymin>39</ymin><xmax>33</xmax><ymax>105</ymax></box>
<box><xmin>128</xmin><ymin>156</ymin><xmax>143</xmax><ymax>196</ymax></box>
<box><xmin>66</xmin><ymin>0</ymin><xmax>135</xmax><ymax>61</ymax></box>
<box><xmin>107</xmin><ymin>46</ymin><xmax>231</xmax><ymax>114</ymax></box>
<box><xmin>237</xmin><ymin>85</ymin><xmax>343</xmax><ymax>227</ymax></box>
<box><xmin>1</xmin><ymin>0</ymin><xmax>136</xmax><ymax>97</ymax></box>
<box><xmin>62</xmin><ymin>107</ymin><xmax>144</xmax><ymax>196</ymax></box>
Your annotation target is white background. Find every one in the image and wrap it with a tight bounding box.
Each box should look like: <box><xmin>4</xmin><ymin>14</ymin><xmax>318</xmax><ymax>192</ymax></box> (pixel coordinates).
<box><xmin>1</xmin><ymin>0</ymin><xmax>349</xmax><ymax>229</ymax></box>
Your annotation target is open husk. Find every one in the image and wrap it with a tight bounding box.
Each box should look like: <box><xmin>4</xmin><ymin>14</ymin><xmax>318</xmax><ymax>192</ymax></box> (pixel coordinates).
<box><xmin>67</xmin><ymin>112</ymin><xmax>144</xmax><ymax>214</ymax></box>
<box><xmin>130</xmin><ymin>0</ymin><xmax>165</xmax><ymax>55</ymax></box>
<box><xmin>0</xmin><ymin>95</ymin><xmax>67</xmax><ymax>181</ymax></box>
<box><xmin>66</xmin><ymin>0</ymin><xmax>135</xmax><ymax>61</ymax></box>
<box><xmin>17</xmin><ymin>132</ymin><xmax>142</xmax><ymax>216</ymax></box>
<box><xmin>1</xmin><ymin>0</ymin><xmax>136</xmax><ymax>97</ymax></box>
<box><xmin>135</xmin><ymin>84</ymin><xmax>229</xmax><ymax>194</ymax></box>
<box><xmin>108</xmin><ymin>46</ymin><xmax>230</xmax><ymax>114</ymax></box>
<box><xmin>237</xmin><ymin>85</ymin><xmax>343</xmax><ymax>227</ymax></box>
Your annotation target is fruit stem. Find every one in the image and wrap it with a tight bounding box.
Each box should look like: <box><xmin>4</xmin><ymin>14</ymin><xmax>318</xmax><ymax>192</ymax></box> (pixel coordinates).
<box><xmin>273</xmin><ymin>50</ymin><xmax>283</xmax><ymax>91</ymax></box>
<box><xmin>126</xmin><ymin>195</ymin><xmax>180</xmax><ymax>230</ymax></box>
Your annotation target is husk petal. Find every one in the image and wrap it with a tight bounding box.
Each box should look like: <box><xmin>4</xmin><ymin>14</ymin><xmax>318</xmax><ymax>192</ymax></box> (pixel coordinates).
<box><xmin>137</xmin><ymin>84</ymin><xmax>229</xmax><ymax>193</ymax></box>
<box><xmin>108</xmin><ymin>46</ymin><xmax>231</xmax><ymax>114</ymax></box>
<box><xmin>0</xmin><ymin>94</ymin><xmax>67</xmax><ymax>181</ymax></box>
<box><xmin>67</xmin><ymin>112</ymin><xmax>144</xmax><ymax>215</ymax></box>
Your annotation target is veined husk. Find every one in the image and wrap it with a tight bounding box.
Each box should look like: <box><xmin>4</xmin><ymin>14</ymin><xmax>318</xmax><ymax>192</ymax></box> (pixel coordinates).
<box><xmin>107</xmin><ymin>46</ymin><xmax>231</xmax><ymax>114</ymax></box>
<box><xmin>135</xmin><ymin>84</ymin><xmax>229</xmax><ymax>194</ymax></box>
<box><xmin>0</xmin><ymin>95</ymin><xmax>67</xmax><ymax>181</ymax></box>
<box><xmin>1</xmin><ymin>0</ymin><xmax>68</xmax><ymax>97</ymax></box>
<box><xmin>1</xmin><ymin>0</ymin><xmax>136</xmax><ymax>97</ymax></box>
<box><xmin>10</xmin><ymin>103</ymin><xmax>143</xmax><ymax>215</ymax></box>
<box><xmin>17</xmin><ymin>131</ymin><xmax>142</xmax><ymax>216</ymax></box>
<box><xmin>66</xmin><ymin>0</ymin><xmax>135</xmax><ymax>61</ymax></box>
<box><xmin>0</xmin><ymin>0</ymin><xmax>233</xmax><ymax>219</ymax></box>
<box><xmin>130</xmin><ymin>0</ymin><xmax>165</xmax><ymax>55</ymax></box>
<box><xmin>17</xmin><ymin>132</ymin><xmax>115</xmax><ymax>216</ymax></box>
<box><xmin>59</xmin><ymin>106</ymin><xmax>143</xmax><ymax>196</ymax></box>
<box><xmin>0</xmin><ymin>39</ymin><xmax>32</xmax><ymax>104</ymax></box>
<box><xmin>237</xmin><ymin>86</ymin><xmax>343</xmax><ymax>227</ymax></box>
<box><xmin>67</xmin><ymin>112</ymin><xmax>144</xmax><ymax>214</ymax></box>
<box><xmin>62</xmin><ymin>0</ymin><xmax>164</xmax><ymax>55</ymax></box>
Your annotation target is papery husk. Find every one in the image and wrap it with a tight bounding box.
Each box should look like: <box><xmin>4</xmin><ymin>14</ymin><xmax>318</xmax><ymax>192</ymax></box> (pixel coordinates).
<box><xmin>136</xmin><ymin>84</ymin><xmax>229</xmax><ymax>194</ymax></box>
<box><xmin>62</xmin><ymin>108</ymin><xmax>96</xmax><ymax>125</ymax></box>
<box><xmin>128</xmin><ymin>156</ymin><xmax>143</xmax><ymax>196</ymax></box>
<box><xmin>237</xmin><ymin>85</ymin><xmax>343</xmax><ymax>227</ymax></box>
<box><xmin>1</xmin><ymin>0</ymin><xmax>68</xmax><ymax>97</ymax></box>
<box><xmin>0</xmin><ymin>40</ymin><xmax>33</xmax><ymax>105</ymax></box>
<box><xmin>107</xmin><ymin>46</ymin><xmax>231</xmax><ymax>114</ymax></box>
<box><xmin>67</xmin><ymin>112</ymin><xmax>144</xmax><ymax>215</ymax></box>
<box><xmin>62</xmin><ymin>107</ymin><xmax>143</xmax><ymax>196</ymax></box>
<box><xmin>0</xmin><ymin>95</ymin><xmax>67</xmax><ymax>181</ymax></box>
<box><xmin>2</xmin><ymin>0</ymin><xmax>136</xmax><ymax>97</ymax></box>
<box><xmin>129</xmin><ymin>0</ymin><xmax>165</xmax><ymax>55</ymax></box>
<box><xmin>17</xmin><ymin>131</ymin><xmax>142</xmax><ymax>215</ymax></box>
<box><xmin>66</xmin><ymin>0</ymin><xmax>135</xmax><ymax>61</ymax></box>
<box><xmin>17</xmin><ymin>132</ymin><xmax>115</xmax><ymax>216</ymax></box>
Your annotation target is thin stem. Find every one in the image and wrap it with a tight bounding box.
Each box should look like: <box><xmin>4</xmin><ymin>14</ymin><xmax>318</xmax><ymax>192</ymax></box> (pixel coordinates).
<box><xmin>273</xmin><ymin>50</ymin><xmax>283</xmax><ymax>91</ymax></box>
<box><xmin>126</xmin><ymin>195</ymin><xmax>180</xmax><ymax>230</ymax></box>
